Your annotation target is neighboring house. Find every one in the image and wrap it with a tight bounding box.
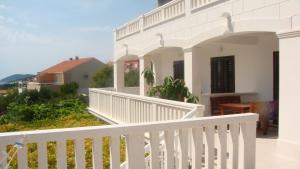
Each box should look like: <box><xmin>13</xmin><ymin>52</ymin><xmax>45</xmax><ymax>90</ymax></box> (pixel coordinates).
<box><xmin>27</xmin><ymin>57</ymin><xmax>104</xmax><ymax>94</ymax></box>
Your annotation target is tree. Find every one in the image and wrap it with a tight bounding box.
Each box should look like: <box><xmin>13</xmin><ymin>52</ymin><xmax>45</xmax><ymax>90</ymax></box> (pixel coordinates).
<box><xmin>124</xmin><ymin>70</ymin><xmax>139</xmax><ymax>87</ymax></box>
<box><xmin>60</xmin><ymin>82</ymin><xmax>79</xmax><ymax>95</ymax></box>
<box><xmin>91</xmin><ymin>64</ymin><xmax>114</xmax><ymax>88</ymax></box>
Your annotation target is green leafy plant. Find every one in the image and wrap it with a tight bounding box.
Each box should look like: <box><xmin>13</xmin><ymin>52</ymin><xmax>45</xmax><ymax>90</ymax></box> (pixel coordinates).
<box><xmin>60</xmin><ymin>82</ymin><xmax>79</xmax><ymax>95</ymax></box>
<box><xmin>91</xmin><ymin>64</ymin><xmax>114</xmax><ymax>88</ymax></box>
<box><xmin>147</xmin><ymin>76</ymin><xmax>199</xmax><ymax>104</ymax></box>
<box><xmin>124</xmin><ymin>69</ymin><xmax>139</xmax><ymax>87</ymax></box>
<box><xmin>142</xmin><ymin>68</ymin><xmax>155</xmax><ymax>87</ymax></box>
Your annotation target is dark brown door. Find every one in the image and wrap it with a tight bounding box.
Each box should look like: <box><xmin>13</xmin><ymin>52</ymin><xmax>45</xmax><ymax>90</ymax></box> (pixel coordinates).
<box><xmin>273</xmin><ymin>51</ymin><xmax>279</xmax><ymax>101</ymax></box>
<box><xmin>173</xmin><ymin>60</ymin><xmax>184</xmax><ymax>80</ymax></box>
<box><xmin>273</xmin><ymin>51</ymin><xmax>279</xmax><ymax>125</ymax></box>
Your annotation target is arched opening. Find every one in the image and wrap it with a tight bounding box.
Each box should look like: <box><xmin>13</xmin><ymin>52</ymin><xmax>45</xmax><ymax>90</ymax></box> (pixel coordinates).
<box><xmin>191</xmin><ymin>31</ymin><xmax>279</xmax><ymax>135</ymax></box>
<box><xmin>143</xmin><ymin>47</ymin><xmax>184</xmax><ymax>85</ymax></box>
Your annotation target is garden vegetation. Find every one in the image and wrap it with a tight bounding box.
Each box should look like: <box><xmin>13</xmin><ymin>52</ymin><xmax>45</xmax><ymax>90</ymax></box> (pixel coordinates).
<box><xmin>0</xmin><ymin>83</ymin><xmax>125</xmax><ymax>169</ymax></box>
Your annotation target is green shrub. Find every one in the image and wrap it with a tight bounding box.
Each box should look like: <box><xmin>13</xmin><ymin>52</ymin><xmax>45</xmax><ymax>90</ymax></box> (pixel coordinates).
<box><xmin>91</xmin><ymin>64</ymin><xmax>114</xmax><ymax>88</ymax></box>
<box><xmin>147</xmin><ymin>76</ymin><xmax>199</xmax><ymax>103</ymax></box>
<box><xmin>124</xmin><ymin>69</ymin><xmax>139</xmax><ymax>87</ymax></box>
<box><xmin>60</xmin><ymin>82</ymin><xmax>79</xmax><ymax>95</ymax></box>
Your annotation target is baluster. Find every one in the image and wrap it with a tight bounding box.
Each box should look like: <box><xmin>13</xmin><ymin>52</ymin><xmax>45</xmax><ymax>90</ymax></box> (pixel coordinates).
<box><xmin>75</xmin><ymin>138</ymin><xmax>85</xmax><ymax>169</ymax></box>
<box><xmin>241</xmin><ymin>121</ymin><xmax>256</xmax><ymax>169</ymax></box>
<box><xmin>37</xmin><ymin>142</ymin><xmax>48</xmax><ymax>169</ymax></box>
<box><xmin>93</xmin><ymin>137</ymin><xmax>103</xmax><ymax>169</ymax></box>
<box><xmin>229</xmin><ymin>123</ymin><xmax>240</xmax><ymax>169</ymax></box>
<box><xmin>126</xmin><ymin>133</ymin><xmax>145</xmax><ymax>169</ymax></box>
<box><xmin>17</xmin><ymin>143</ymin><xmax>28</xmax><ymax>169</ymax></box>
<box><xmin>179</xmin><ymin>129</ymin><xmax>189</xmax><ymax>169</ymax></box>
<box><xmin>0</xmin><ymin>144</ymin><xmax>7</xmax><ymax>168</ymax></box>
<box><xmin>126</xmin><ymin>98</ymin><xmax>130</xmax><ymax>123</ymax></box>
<box><xmin>218</xmin><ymin>124</ymin><xmax>227</xmax><ymax>169</ymax></box>
<box><xmin>110</xmin><ymin>136</ymin><xmax>120</xmax><ymax>169</ymax></box>
<box><xmin>164</xmin><ymin>130</ymin><xmax>175</xmax><ymax>169</ymax></box>
<box><xmin>56</xmin><ymin>140</ymin><xmax>67</xmax><ymax>169</ymax></box>
<box><xmin>149</xmin><ymin>131</ymin><xmax>160</xmax><ymax>169</ymax></box>
<box><xmin>192</xmin><ymin>127</ymin><xmax>203</xmax><ymax>169</ymax></box>
<box><xmin>205</xmin><ymin>125</ymin><xmax>215</xmax><ymax>169</ymax></box>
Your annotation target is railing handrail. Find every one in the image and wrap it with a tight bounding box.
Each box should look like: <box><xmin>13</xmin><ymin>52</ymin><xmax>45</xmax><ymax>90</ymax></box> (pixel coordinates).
<box><xmin>89</xmin><ymin>88</ymin><xmax>201</xmax><ymax>111</ymax></box>
<box><xmin>115</xmin><ymin>17</ymin><xmax>141</xmax><ymax>32</ymax></box>
<box><xmin>144</xmin><ymin>0</ymin><xmax>184</xmax><ymax>17</ymax></box>
<box><xmin>0</xmin><ymin>113</ymin><xmax>258</xmax><ymax>142</ymax></box>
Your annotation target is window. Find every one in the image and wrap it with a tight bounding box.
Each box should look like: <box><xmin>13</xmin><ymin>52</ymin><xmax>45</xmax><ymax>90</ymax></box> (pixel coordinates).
<box><xmin>211</xmin><ymin>56</ymin><xmax>235</xmax><ymax>93</ymax></box>
<box><xmin>173</xmin><ymin>60</ymin><xmax>184</xmax><ymax>80</ymax></box>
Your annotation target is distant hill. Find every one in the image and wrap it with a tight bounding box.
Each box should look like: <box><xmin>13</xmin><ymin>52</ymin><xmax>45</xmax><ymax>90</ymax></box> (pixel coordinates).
<box><xmin>0</xmin><ymin>74</ymin><xmax>35</xmax><ymax>85</ymax></box>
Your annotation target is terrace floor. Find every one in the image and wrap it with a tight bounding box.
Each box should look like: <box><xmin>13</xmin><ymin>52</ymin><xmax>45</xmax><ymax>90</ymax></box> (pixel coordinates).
<box><xmin>256</xmin><ymin>128</ymin><xmax>300</xmax><ymax>169</ymax></box>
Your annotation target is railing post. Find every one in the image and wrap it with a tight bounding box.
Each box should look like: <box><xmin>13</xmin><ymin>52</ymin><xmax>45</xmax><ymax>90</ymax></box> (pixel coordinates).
<box><xmin>139</xmin><ymin>15</ymin><xmax>144</xmax><ymax>32</ymax></box>
<box><xmin>185</xmin><ymin>0</ymin><xmax>191</xmax><ymax>15</ymax></box>
<box><xmin>126</xmin><ymin>98</ymin><xmax>131</xmax><ymax>123</ymax></box>
<box><xmin>152</xmin><ymin>103</ymin><xmax>157</xmax><ymax>121</ymax></box>
<box><xmin>110</xmin><ymin>94</ymin><xmax>113</xmax><ymax>118</ymax></box>
<box><xmin>241</xmin><ymin>121</ymin><xmax>256</xmax><ymax>169</ymax></box>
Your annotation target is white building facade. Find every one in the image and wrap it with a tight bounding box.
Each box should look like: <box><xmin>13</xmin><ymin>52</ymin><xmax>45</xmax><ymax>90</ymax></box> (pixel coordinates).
<box><xmin>113</xmin><ymin>0</ymin><xmax>300</xmax><ymax>159</ymax></box>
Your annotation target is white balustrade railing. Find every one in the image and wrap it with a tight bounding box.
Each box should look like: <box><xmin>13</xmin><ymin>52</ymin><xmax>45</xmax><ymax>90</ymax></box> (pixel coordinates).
<box><xmin>116</xmin><ymin>18</ymin><xmax>140</xmax><ymax>40</ymax></box>
<box><xmin>0</xmin><ymin>113</ymin><xmax>258</xmax><ymax>169</ymax></box>
<box><xmin>115</xmin><ymin>0</ymin><xmax>225</xmax><ymax>40</ymax></box>
<box><xmin>190</xmin><ymin>0</ymin><xmax>220</xmax><ymax>11</ymax></box>
<box><xmin>144</xmin><ymin>0</ymin><xmax>185</xmax><ymax>29</ymax></box>
<box><xmin>88</xmin><ymin>88</ymin><xmax>204</xmax><ymax>124</ymax></box>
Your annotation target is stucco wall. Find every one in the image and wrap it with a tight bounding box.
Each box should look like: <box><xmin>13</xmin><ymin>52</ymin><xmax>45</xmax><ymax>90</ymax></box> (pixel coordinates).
<box><xmin>279</xmin><ymin>33</ymin><xmax>300</xmax><ymax>146</ymax></box>
<box><xmin>114</xmin><ymin>0</ymin><xmax>299</xmax><ymax>59</ymax></box>
<box><xmin>64</xmin><ymin>58</ymin><xmax>104</xmax><ymax>94</ymax></box>
<box><xmin>195</xmin><ymin>34</ymin><xmax>278</xmax><ymax>101</ymax></box>
<box><xmin>148</xmin><ymin>49</ymin><xmax>184</xmax><ymax>84</ymax></box>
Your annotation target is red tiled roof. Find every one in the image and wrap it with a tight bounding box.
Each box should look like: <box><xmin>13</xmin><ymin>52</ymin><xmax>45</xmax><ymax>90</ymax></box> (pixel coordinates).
<box><xmin>40</xmin><ymin>57</ymin><xmax>94</xmax><ymax>74</ymax></box>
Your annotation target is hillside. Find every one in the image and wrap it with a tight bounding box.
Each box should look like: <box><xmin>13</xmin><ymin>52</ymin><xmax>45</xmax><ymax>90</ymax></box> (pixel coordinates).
<box><xmin>0</xmin><ymin>74</ymin><xmax>34</xmax><ymax>85</ymax></box>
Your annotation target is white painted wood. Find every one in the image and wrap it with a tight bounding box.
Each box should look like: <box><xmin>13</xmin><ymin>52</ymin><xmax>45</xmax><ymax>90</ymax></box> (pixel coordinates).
<box><xmin>179</xmin><ymin>129</ymin><xmax>189</xmax><ymax>169</ymax></box>
<box><xmin>229</xmin><ymin>123</ymin><xmax>240</xmax><ymax>169</ymax></box>
<box><xmin>126</xmin><ymin>133</ymin><xmax>146</xmax><ymax>169</ymax></box>
<box><xmin>17</xmin><ymin>143</ymin><xmax>27</xmax><ymax>169</ymax></box>
<box><xmin>110</xmin><ymin>136</ymin><xmax>120</xmax><ymax>169</ymax></box>
<box><xmin>218</xmin><ymin>124</ymin><xmax>227</xmax><ymax>169</ymax></box>
<box><xmin>192</xmin><ymin>127</ymin><xmax>203</xmax><ymax>169</ymax></box>
<box><xmin>0</xmin><ymin>144</ymin><xmax>7</xmax><ymax>168</ymax></box>
<box><xmin>88</xmin><ymin>89</ymin><xmax>203</xmax><ymax>124</ymax></box>
<box><xmin>241</xmin><ymin>121</ymin><xmax>256</xmax><ymax>169</ymax></box>
<box><xmin>149</xmin><ymin>132</ymin><xmax>160</xmax><ymax>169</ymax></box>
<box><xmin>37</xmin><ymin>142</ymin><xmax>48</xmax><ymax>169</ymax></box>
<box><xmin>205</xmin><ymin>125</ymin><xmax>215</xmax><ymax>169</ymax></box>
<box><xmin>93</xmin><ymin>137</ymin><xmax>103</xmax><ymax>169</ymax></box>
<box><xmin>75</xmin><ymin>138</ymin><xmax>86</xmax><ymax>169</ymax></box>
<box><xmin>164</xmin><ymin>130</ymin><xmax>175</xmax><ymax>169</ymax></box>
<box><xmin>56</xmin><ymin>140</ymin><xmax>67</xmax><ymax>169</ymax></box>
<box><xmin>0</xmin><ymin>113</ymin><xmax>258</xmax><ymax>169</ymax></box>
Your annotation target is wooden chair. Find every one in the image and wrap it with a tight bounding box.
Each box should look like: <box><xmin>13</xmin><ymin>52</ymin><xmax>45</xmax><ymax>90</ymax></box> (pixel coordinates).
<box><xmin>210</xmin><ymin>96</ymin><xmax>241</xmax><ymax>116</ymax></box>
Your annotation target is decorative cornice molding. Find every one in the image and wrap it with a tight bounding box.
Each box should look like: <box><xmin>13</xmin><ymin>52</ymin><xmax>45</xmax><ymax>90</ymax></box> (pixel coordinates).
<box><xmin>277</xmin><ymin>30</ymin><xmax>300</xmax><ymax>39</ymax></box>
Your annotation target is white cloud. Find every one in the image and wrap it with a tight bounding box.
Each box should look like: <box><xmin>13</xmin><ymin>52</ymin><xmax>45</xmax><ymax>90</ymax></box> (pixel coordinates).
<box><xmin>0</xmin><ymin>15</ymin><xmax>18</xmax><ymax>25</ymax></box>
<box><xmin>0</xmin><ymin>4</ymin><xmax>7</xmax><ymax>9</ymax></box>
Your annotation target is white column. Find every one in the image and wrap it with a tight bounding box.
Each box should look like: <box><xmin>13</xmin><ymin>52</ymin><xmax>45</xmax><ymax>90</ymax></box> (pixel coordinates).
<box><xmin>277</xmin><ymin>30</ymin><xmax>300</xmax><ymax>147</ymax></box>
<box><xmin>184</xmin><ymin>48</ymin><xmax>201</xmax><ymax>98</ymax></box>
<box><xmin>114</xmin><ymin>60</ymin><xmax>124</xmax><ymax>92</ymax></box>
<box><xmin>139</xmin><ymin>57</ymin><xmax>146</xmax><ymax>96</ymax></box>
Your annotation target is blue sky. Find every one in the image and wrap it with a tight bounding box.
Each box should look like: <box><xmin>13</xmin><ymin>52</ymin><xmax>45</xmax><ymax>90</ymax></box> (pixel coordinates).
<box><xmin>0</xmin><ymin>0</ymin><xmax>156</xmax><ymax>79</ymax></box>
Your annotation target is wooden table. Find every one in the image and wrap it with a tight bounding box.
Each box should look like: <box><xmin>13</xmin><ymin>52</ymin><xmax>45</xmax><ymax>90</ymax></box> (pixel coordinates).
<box><xmin>219</xmin><ymin>103</ymin><xmax>252</xmax><ymax>115</ymax></box>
